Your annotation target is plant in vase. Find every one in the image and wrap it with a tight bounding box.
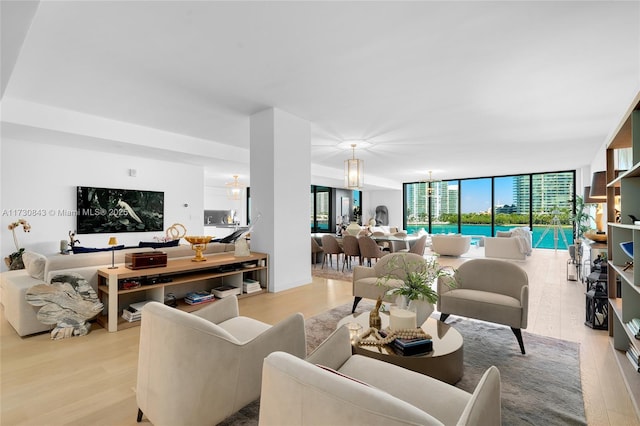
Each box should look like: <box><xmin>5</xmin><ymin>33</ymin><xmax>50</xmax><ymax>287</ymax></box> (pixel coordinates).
<box><xmin>5</xmin><ymin>219</ymin><xmax>31</xmax><ymax>270</ymax></box>
<box><xmin>377</xmin><ymin>254</ymin><xmax>455</xmax><ymax>326</ymax></box>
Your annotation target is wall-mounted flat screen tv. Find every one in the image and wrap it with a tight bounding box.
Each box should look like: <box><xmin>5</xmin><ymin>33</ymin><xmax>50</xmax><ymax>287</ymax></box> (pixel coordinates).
<box><xmin>76</xmin><ymin>186</ymin><xmax>164</xmax><ymax>234</ymax></box>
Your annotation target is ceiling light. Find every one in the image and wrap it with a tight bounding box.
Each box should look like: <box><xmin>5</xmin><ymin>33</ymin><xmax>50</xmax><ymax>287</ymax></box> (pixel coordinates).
<box><xmin>226</xmin><ymin>175</ymin><xmax>245</xmax><ymax>200</ymax></box>
<box><xmin>423</xmin><ymin>170</ymin><xmax>441</xmax><ymax>197</ymax></box>
<box><xmin>344</xmin><ymin>144</ymin><xmax>364</xmax><ymax>189</ymax></box>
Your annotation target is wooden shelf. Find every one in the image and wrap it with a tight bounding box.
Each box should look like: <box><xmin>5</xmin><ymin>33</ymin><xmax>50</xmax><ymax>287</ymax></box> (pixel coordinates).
<box><xmin>606</xmin><ymin>92</ymin><xmax>640</xmax><ymax>420</ymax></box>
<box><xmin>96</xmin><ymin>252</ymin><xmax>269</xmax><ymax>331</ymax></box>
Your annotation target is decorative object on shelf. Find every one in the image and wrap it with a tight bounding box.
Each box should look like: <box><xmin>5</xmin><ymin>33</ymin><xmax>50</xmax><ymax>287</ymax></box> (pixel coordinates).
<box><xmin>620</xmin><ymin>241</ymin><xmax>634</xmax><ymax>271</ymax></box>
<box><xmin>377</xmin><ymin>254</ymin><xmax>455</xmax><ymax>326</ymax></box>
<box><xmin>583</xmin><ymin>230</ymin><xmax>607</xmax><ymax>243</ymax></box>
<box><xmin>369</xmin><ymin>296</ymin><xmax>382</xmax><ymax>329</ymax></box>
<box><xmin>226</xmin><ymin>175</ymin><xmax>245</xmax><ymax>200</ymax></box>
<box><xmin>184</xmin><ymin>236</ymin><xmax>213</xmax><ymax>261</ymax></box>
<box><xmin>165</xmin><ymin>223</ymin><xmax>186</xmax><ymax>241</ymax></box>
<box><xmin>344</xmin><ymin>143</ymin><xmax>364</xmax><ymax>189</ymax></box>
<box><xmin>4</xmin><ymin>219</ymin><xmax>31</xmax><ymax>270</ymax></box>
<box><xmin>108</xmin><ymin>237</ymin><xmax>118</xmax><ymax>269</ymax></box>
<box><xmin>234</xmin><ymin>237</ymin><xmax>250</xmax><ymax>257</ymax></box>
<box><xmin>25</xmin><ymin>272</ymin><xmax>103</xmax><ymax>339</ymax></box>
<box><xmin>585</xmin><ymin>282</ymin><xmax>608</xmax><ymax>330</ymax></box>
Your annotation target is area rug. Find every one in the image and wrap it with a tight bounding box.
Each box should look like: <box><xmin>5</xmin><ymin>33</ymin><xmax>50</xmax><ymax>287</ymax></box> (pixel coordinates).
<box><xmin>220</xmin><ymin>303</ymin><xmax>586</xmax><ymax>426</ymax></box>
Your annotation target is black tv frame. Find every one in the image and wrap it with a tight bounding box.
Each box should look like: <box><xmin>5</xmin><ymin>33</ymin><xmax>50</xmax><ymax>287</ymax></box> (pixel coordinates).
<box><xmin>76</xmin><ymin>186</ymin><xmax>164</xmax><ymax>234</ymax></box>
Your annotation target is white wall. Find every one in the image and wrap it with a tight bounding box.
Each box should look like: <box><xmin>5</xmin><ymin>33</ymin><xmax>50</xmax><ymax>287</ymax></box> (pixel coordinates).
<box><xmin>1</xmin><ymin>139</ymin><xmax>204</xmax><ymax>269</ymax></box>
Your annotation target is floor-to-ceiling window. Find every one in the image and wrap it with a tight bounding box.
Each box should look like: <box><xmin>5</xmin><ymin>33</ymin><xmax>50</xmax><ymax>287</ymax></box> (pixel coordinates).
<box><xmin>403</xmin><ymin>170</ymin><xmax>575</xmax><ymax>250</ymax></box>
<box><xmin>310</xmin><ymin>186</ymin><xmax>331</xmax><ymax>233</ymax></box>
<box><xmin>530</xmin><ymin>172</ymin><xmax>574</xmax><ymax>250</ymax></box>
<box><xmin>460</xmin><ymin>178</ymin><xmax>492</xmax><ymax>237</ymax></box>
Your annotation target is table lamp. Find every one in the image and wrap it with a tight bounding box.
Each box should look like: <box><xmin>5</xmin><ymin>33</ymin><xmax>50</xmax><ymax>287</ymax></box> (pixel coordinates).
<box><xmin>108</xmin><ymin>237</ymin><xmax>118</xmax><ymax>269</ymax></box>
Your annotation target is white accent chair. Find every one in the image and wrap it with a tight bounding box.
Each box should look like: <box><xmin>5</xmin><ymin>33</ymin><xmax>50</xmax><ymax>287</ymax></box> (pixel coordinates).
<box><xmin>437</xmin><ymin>258</ymin><xmax>529</xmax><ymax>354</ymax></box>
<box><xmin>135</xmin><ymin>296</ymin><xmax>306</xmax><ymax>425</ymax></box>
<box><xmin>351</xmin><ymin>252</ymin><xmax>425</xmax><ymax>313</ymax></box>
<box><xmin>431</xmin><ymin>234</ymin><xmax>472</xmax><ymax>256</ymax></box>
<box><xmin>259</xmin><ymin>326</ymin><xmax>502</xmax><ymax>426</ymax></box>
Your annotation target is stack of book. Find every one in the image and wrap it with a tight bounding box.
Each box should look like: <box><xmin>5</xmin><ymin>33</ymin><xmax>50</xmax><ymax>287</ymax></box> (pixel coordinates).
<box><xmin>392</xmin><ymin>336</ymin><xmax>433</xmax><ymax>356</ymax></box>
<box><xmin>625</xmin><ymin>318</ymin><xmax>640</xmax><ymax>339</ymax></box>
<box><xmin>243</xmin><ymin>279</ymin><xmax>261</xmax><ymax>294</ymax></box>
<box><xmin>122</xmin><ymin>300</ymin><xmax>152</xmax><ymax>322</ymax></box>
<box><xmin>184</xmin><ymin>291</ymin><xmax>215</xmax><ymax>305</ymax></box>
<box><xmin>211</xmin><ymin>285</ymin><xmax>242</xmax><ymax>298</ymax></box>
<box><xmin>627</xmin><ymin>344</ymin><xmax>640</xmax><ymax>373</ymax></box>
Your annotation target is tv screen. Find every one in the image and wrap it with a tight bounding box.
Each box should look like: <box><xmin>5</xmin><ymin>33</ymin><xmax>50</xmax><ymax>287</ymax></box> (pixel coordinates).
<box><xmin>76</xmin><ymin>186</ymin><xmax>164</xmax><ymax>234</ymax></box>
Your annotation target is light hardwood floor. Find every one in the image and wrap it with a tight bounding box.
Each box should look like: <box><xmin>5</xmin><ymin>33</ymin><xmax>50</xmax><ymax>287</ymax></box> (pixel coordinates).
<box><xmin>1</xmin><ymin>248</ymin><xmax>639</xmax><ymax>425</ymax></box>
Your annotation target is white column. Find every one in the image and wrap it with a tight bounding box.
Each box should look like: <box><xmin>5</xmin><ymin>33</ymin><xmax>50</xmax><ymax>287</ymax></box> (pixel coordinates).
<box><xmin>250</xmin><ymin>108</ymin><xmax>311</xmax><ymax>292</ymax></box>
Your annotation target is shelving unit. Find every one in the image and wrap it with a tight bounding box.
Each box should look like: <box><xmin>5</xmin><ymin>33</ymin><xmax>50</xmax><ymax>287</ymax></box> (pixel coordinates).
<box><xmin>606</xmin><ymin>92</ymin><xmax>640</xmax><ymax>417</ymax></box>
<box><xmin>96</xmin><ymin>252</ymin><xmax>268</xmax><ymax>331</ymax></box>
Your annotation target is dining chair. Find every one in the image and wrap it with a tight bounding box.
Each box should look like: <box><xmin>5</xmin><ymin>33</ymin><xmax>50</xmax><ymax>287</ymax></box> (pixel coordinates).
<box><xmin>341</xmin><ymin>234</ymin><xmax>361</xmax><ymax>272</ymax></box>
<box><xmin>311</xmin><ymin>237</ymin><xmax>324</xmax><ymax>267</ymax></box>
<box><xmin>389</xmin><ymin>231</ymin><xmax>409</xmax><ymax>252</ymax></box>
<box><xmin>358</xmin><ymin>235</ymin><xmax>386</xmax><ymax>266</ymax></box>
<box><xmin>408</xmin><ymin>234</ymin><xmax>428</xmax><ymax>255</ymax></box>
<box><xmin>321</xmin><ymin>235</ymin><xmax>343</xmax><ymax>270</ymax></box>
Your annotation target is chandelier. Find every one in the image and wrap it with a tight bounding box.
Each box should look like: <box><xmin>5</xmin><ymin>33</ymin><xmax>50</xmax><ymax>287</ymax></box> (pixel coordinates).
<box><xmin>225</xmin><ymin>175</ymin><xmax>245</xmax><ymax>200</ymax></box>
<box><xmin>424</xmin><ymin>170</ymin><xmax>440</xmax><ymax>197</ymax></box>
<box><xmin>345</xmin><ymin>144</ymin><xmax>364</xmax><ymax>189</ymax></box>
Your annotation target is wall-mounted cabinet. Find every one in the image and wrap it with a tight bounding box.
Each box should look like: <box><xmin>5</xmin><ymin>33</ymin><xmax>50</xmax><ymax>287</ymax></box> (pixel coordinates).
<box><xmin>606</xmin><ymin>94</ymin><xmax>640</xmax><ymax>417</ymax></box>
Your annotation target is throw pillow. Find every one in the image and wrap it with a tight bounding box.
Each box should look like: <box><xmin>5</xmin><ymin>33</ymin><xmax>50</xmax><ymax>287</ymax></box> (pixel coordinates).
<box><xmin>496</xmin><ymin>231</ymin><xmax>512</xmax><ymax>238</ymax></box>
<box><xmin>138</xmin><ymin>239</ymin><xmax>180</xmax><ymax>249</ymax></box>
<box><xmin>72</xmin><ymin>245</ymin><xmax>125</xmax><ymax>254</ymax></box>
<box><xmin>22</xmin><ymin>251</ymin><xmax>47</xmax><ymax>280</ymax></box>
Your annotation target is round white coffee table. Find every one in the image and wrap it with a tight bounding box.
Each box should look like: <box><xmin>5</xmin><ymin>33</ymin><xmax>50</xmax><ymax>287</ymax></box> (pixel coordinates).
<box><xmin>337</xmin><ymin>311</ymin><xmax>464</xmax><ymax>384</ymax></box>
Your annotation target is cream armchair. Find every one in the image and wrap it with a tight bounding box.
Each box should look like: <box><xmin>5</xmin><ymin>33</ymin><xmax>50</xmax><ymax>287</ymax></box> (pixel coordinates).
<box><xmin>437</xmin><ymin>258</ymin><xmax>529</xmax><ymax>354</ymax></box>
<box><xmin>351</xmin><ymin>252</ymin><xmax>426</xmax><ymax>313</ymax></box>
<box><xmin>431</xmin><ymin>234</ymin><xmax>471</xmax><ymax>256</ymax></box>
<box><xmin>136</xmin><ymin>296</ymin><xmax>306</xmax><ymax>426</ymax></box>
<box><xmin>259</xmin><ymin>326</ymin><xmax>501</xmax><ymax>426</ymax></box>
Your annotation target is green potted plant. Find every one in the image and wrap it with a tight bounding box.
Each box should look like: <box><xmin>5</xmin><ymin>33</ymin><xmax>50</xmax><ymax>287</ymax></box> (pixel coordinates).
<box><xmin>377</xmin><ymin>254</ymin><xmax>455</xmax><ymax>325</ymax></box>
<box><xmin>573</xmin><ymin>194</ymin><xmax>593</xmax><ymax>243</ymax></box>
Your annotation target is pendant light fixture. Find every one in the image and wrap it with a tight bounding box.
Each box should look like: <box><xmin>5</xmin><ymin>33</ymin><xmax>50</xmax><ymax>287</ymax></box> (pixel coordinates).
<box><xmin>345</xmin><ymin>144</ymin><xmax>364</xmax><ymax>189</ymax></box>
<box><xmin>424</xmin><ymin>170</ymin><xmax>440</xmax><ymax>197</ymax></box>
<box><xmin>226</xmin><ymin>175</ymin><xmax>245</xmax><ymax>200</ymax></box>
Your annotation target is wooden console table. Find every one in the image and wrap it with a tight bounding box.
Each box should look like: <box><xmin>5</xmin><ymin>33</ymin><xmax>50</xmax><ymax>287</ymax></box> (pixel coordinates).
<box><xmin>96</xmin><ymin>252</ymin><xmax>268</xmax><ymax>332</ymax></box>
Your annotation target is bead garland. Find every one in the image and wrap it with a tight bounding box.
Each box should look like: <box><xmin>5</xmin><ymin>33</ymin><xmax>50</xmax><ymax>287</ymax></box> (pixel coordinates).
<box><xmin>354</xmin><ymin>327</ymin><xmax>432</xmax><ymax>347</ymax></box>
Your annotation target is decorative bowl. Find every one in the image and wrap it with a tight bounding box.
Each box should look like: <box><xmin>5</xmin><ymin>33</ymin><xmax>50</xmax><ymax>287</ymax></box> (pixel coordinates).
<box><xmin>184</xmin><ymin>236</ymin><xmax>213</xmax><ymax>261</ymax></box>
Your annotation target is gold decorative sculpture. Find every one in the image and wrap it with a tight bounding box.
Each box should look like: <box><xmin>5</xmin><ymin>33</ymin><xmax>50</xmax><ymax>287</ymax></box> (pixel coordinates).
<box><xmin>166</xmin><ymin>223</ymin><xmax>187</xmax><ymax>241</ymax></box>
<box><xmin>369</xmin><ymin>296</ymin><xmax>383</xmax><ymax>329</ymax></box>
<box><xmin>184</xmin><ymin>236</ymin><xmax>213</xmax><ymax>262</ymax></box>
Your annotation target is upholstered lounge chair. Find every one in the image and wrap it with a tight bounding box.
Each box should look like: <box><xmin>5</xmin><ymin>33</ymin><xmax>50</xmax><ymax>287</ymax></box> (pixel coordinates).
<box><xmin>437</xmin><ymin>258</ymin><xmax>529</xmax><ymax>354</ymax></box>
<box><xmin>259</xmin><ymin>326</ymin><xmax>501</xmax><ymax>425</ymax></box>
<box><xmin>136</xmin><ymin>296</ymin><xmax>306</xmax><ymax>425</ymax></box>
<box><xmin>351</xmin><ymin>252</ymin><xmax>425</xmax><ymax>313</ymax></box>
<box><xmin>431</xmin><ymin>234</ymin><xmax>471</xmax><ymax>256</ymax></box>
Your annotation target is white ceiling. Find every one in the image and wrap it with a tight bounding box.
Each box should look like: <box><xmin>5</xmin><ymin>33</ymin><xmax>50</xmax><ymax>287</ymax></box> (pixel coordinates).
<box><xmin>2</xmin><ymin>1</ymin><xmax>639</xmax><ymax>190</ymax></box>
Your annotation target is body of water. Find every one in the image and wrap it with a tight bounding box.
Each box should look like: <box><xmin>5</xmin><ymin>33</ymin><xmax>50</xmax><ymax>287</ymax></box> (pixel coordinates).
<box><xmin>406</xmin><ymin>224</ymin><xmax>572</xmax><ymax>250</ymax></box>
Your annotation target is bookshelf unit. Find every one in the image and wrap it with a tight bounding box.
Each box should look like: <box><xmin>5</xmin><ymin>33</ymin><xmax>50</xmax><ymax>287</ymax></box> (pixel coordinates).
<box><xmin>96</xmin><ymin>252</ymin><xmax>268</xmax><ymax>332</ymax></box>
<box><xmin>606</xmin><ymin>92</ymin><xmax>640</xmax><ymax>416</ymax></box>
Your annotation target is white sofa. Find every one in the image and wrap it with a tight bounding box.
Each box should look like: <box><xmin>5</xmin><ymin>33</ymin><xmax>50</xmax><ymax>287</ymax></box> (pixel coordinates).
<box><xmin>484</xmin><ymin>228</ymin><xmax>532</xmax><ymax>260</ymax></box>
<box><xmin>430</xmin><ymin>235</ymin><xmax>471</xmax><ymax>257</ymax></box>
<box><xmin>0</xmin><ymin>243</ymin><xmax>234</xmax><ymax>336</ymax></box>
<box><xmin>259</xmin><ymin>326</ymin><xmax>502</xmax><ymax>425</ymax></box>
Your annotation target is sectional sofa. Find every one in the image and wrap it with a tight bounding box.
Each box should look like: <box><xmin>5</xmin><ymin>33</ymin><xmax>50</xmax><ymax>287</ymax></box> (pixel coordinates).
<box><xmin>0</xmin><ymin>243</ymin><xmax>234</xmax><ymax>336</ymax></box>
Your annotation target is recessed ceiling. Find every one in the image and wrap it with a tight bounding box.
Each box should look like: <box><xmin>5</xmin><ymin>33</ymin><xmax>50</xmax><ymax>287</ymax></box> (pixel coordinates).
<box><xmin>2</xmin><ymin>1</ymin><xmax>639</xmax><ymax>190</ymax></box>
